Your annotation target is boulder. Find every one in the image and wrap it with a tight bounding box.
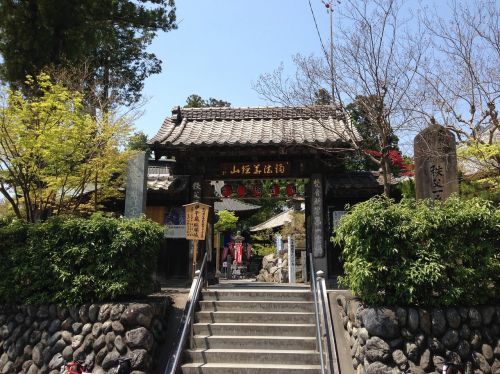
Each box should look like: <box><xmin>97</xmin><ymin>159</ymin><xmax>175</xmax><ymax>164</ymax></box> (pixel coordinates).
<box><xmin>121</xmin><ymin>304</ymin><xmax>153</xmax><ymax>328</ymax></box>
<box><xmin>442</xmin><ymin>329</ymin><xmax>459</xmax><ymax>348</ymax></box>
<box><xmin>472</xmin><ymin>352</ymin><xmax>491</xmax><ymax>373</ymax></box>
<box><xmin>360</xmin><ymin>308</ymin><xmax>399</xmax><ymax>339</ymax></box>
<box><xmin>125</xmin><ymin>328</ymin><xmax>154</xmax><ymax>351</ymax></box>
<box><xmin>431</xmin><ymin>309</ymin><xmax>447</xmax><ymax>336</ymax></box>
<box><xmin>419</xmin><ymin>309</ymin><xmax>431</xmax><ymax>335</ymax></box>
<box><xmin>365</xmin><ymin>337</ymin><xmax>390</xmax><ymax>363</ymax></box>
<box><xmin>446</xmin><ymin>308</ymin><xmax>461</xmax><ymax>329</ymax></box>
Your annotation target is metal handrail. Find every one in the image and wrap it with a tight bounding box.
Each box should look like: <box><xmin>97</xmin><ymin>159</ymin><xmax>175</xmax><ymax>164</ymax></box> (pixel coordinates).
<box><xmin>309</xmin><ymin>253</ymin><xmax>340</xmax><ymax>374</ymax></box>
<box><xmin>164</xmin><ymin>252</ymin><xmax>208</xmax><ymax>374</ymax></box>
<box><xmin>309</xmin><ymin>254</ymin><xmax>326</xmax><ymax>374</ymax></box>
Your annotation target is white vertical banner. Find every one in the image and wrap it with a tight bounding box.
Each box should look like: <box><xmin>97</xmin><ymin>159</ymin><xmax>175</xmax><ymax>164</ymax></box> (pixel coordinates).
<box><xmin>276</xmin><ymin>234</ymin><xmax>283</xmax><ymax>255</ymax></box>
<box><xmin>288</xmin><ymin>235</ymin><xmax>296</xmax><ymax>283</ymax></box>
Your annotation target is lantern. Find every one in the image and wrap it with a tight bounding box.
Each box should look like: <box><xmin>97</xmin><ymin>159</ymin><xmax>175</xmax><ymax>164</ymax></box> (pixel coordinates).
<box><xmin>270</xmin><ymin>183</ymin><xmax>280</xmax><ymax>197</ymax></box>
<box><xmin>236</xmin><ymin>183</ymin><xmax>246</xmax><ymax>198</ymax></box>
<box><xmin>221</xmin><ymin>184</ymin><xmax>232</xmax><ymax>197</ymax></box>
<box><xmin>252</xmin><ymin>183</ymin><xmax>263</xmax><ymax>197</ymax></box>
<box><xmin>285</xmin><ymin>183</ymin><xmax>296</xmax><ymax>197</ymax></box>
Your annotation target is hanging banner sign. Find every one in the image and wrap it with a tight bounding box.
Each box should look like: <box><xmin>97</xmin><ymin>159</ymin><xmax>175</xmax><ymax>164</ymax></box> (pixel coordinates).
<box><xmin>184</xmin><ymin>202</ymin><xmax>210</xmax><ymax>240</ymax></box>
<box><xmin>220</xmin><ymin>161</ymin><xmax>291</xmax><ymax>178</ymax></box>
<box><xmin>235</xmin><ymin>242</ymin><xmax>243</xmax><ymax>264</ymax></box>
<box><xmin>288</xmin><ymin>235</ymin><xmax>296</xmax><ymax>284</ymax></box>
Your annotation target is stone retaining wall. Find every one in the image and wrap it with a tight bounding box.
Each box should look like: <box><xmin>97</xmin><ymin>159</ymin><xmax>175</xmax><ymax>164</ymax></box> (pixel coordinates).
<box><xmin>0</xmin><ymin>300</ymin><xmax>169</xmax><ymax>374</ymax></box>
<box><xmin>336</xmin><ymin>296</ymin><xmax>500</xmax><ymax>374</ymax></box>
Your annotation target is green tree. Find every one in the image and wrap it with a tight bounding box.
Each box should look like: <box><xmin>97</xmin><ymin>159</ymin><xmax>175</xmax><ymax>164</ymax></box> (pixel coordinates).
<box><xmin>0</xmin><ymin>74</ymin><xmax>131</xmax><ymax>222</ymax></box>
<box><xmin>0</xmin><ymin>0</ymin><xmax>177</xmax><ymax>107</ymax></box>
<box><xmin>345</xmin><ymin>95</ymin><xmax>400</xmax><ymax>172</ymax></box>
<box><xmin>127</xmin><ymin>131</ymin><xmax>150</xmax><ymax>152</ymax></box>
<box><xmin>314</xmin><ymin>88</ymin><xmax>332</xmax><ymax>105</ymax></box>
<box><xmin>184</xmin><ymin>94</ymin><xmax>231</xmax><ymax>108</ymax></box>
<box><xmin>214</xmin><ymin>210</ymin><xmax>238</xmax><ymax>233</ymax></box>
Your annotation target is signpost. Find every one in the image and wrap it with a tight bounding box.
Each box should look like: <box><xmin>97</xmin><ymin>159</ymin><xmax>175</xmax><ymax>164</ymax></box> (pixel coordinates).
<box><xmin>184</xmin><ymin>202</ymin><xmax>210</xmax><ymax>278</ymax></box>
<box><xmin>288</xmin><ymin>235</ymin><xmax>296</xmax><ymax>283</ymax></box>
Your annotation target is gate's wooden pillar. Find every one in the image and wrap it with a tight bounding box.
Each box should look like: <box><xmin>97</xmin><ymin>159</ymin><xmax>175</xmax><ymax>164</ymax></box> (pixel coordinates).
<box><xmin>310</xmin><ymin>174</ymin><xmax>328</xmax><ymax>274</ymax></box>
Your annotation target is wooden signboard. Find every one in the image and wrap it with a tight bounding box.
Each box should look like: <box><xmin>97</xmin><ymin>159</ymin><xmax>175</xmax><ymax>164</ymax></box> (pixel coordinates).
<box><xmin>184</xmin><ymin>202</ymin><xmax>210</xmax><ymax>278</ymax></box>
<box><xmin>184</xmin><ymin>202</ymin><xmax>210</xmax><ymax>240</ymax></box>
<box><xmin>220</xmin><ymin>161</ymin><xmax>291</xmax><ymax>178</ymax></box>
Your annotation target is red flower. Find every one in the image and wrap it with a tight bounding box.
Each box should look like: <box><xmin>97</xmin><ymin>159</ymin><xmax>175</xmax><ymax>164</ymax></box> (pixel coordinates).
<box><xmin>285</xmin><ymin>183</ymin><xmax>296</xmax><ymax>197</ymax></box>
<box><xmin>270</xmin><ymin>184</ymin><xmax>280</xmax><ymax>197</ymax></box>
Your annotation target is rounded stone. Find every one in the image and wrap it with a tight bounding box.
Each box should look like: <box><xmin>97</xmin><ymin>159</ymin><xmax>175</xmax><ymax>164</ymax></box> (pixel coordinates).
<box><xmin>472</xmin><ymin>352</ymin><xmax>491</xmax><ymax>373</ymax></box>
<box><xmin>88</xmin><ymin>305</ymin><xmax>99</xmax><ymax>323</ymax></box>
<box><xmin>480</xmin><ymin>306</ymin><xmax>495</xmax><ymax>325</ymax></box>
<box><xmin>432</xmin><ymin>355</ymin><xmax>445</xmax><ymax>373</ymax></box>
<box><xmin>60</xmin><ymin>318</ymin><xmax>73</xmax><ymax>331</ymax></box>
<box><xmin>446</xmin><ymin>308</ymin><xmax>461</xmax><ymax>329</ymax></box>
<box><xmin>48</xmin><ymin>353</ymin><xmax>64</xmax><ymax>370</ymax></box>
<box><xmin>419</xmin><ymin>309</ymin><xmax>431</xmax><ymax>335</ymax></box>
<box><xmin>457</xmin><ymin>340</ymin><xmax>471</xmax><ymax>359</ymax></box>
<box><xmin>62</xmin><ymin>346</ymin><xmax>73</xmax><ymax>362</ymax></box>
<box><xmin>114</xmin><ymin>336</ymin><xmax>126</xmax><ymax>354</ymax></box>
<box><xmin>78</xmin><ymin>305</ymin><xmax>90</xmax><ymax>324</ymax></box>
<box><xmin>459</xmin><ymin>324</ymin><xmax>471</xmax><ymax>339</ymax></box>
<box><xmin>71</xmin><ymin>323</ymin><xmax>83</xmax><ymax>335</ymax></box>
<box><xmin>396</xmin><ymin>308</ymin><xmax>407</xmax><ymax>327</ymax></box>
<box><xmin>47</xmin><ymin>320</ymin><xmax>60</xmax><ymax>334</ymax></box>
<box><xmin>364</xmin><ymin>337</ymin><xmax>390</xmax><ymax>363</ymax></box>
<box><xmin>428</xmin><ymin>337</ymin><xmax>445</xmax><ymax>353</ymax></box>
<box><xmin>102</xmin><ymin>321</ymin><xmax>113</xmax><ymax>334</ymax></box>
<box><xmin>442</xmin><ymin>329</ymin><xmax>459</xmax><ymax>348</ymax></box>
<box><xmin>129</xmin><ymin>349</ymin><xmax>151</xmax><ymax>370</ymax></box>
<box><xmin>121</xmin><ymin>304</ymin><xmax>154</xmax><ymax>329</ymax></box>
<box><xmin>125</xmin><ymin>328</ymin><xmax>153</xmax><ymax>351</ymax></box>
<box><xmin>470</xmin><ymin>330</ymin><xmax>482</xmax><ymax>350</ymax></box>
<box><xmin>51</xmin><ymin>339</ymin><xmax>66</xmax><ymax>355</ymax></box>
<box><xmin>97</xmin><ymin>305</ymin><xmax>111</xmax><ymax>323</ymax></box>
<box><xmin>48</xmin><ymin>305</ymin><xmax>57</xmax><ymax>319</ymax></box>
<box><xmin>92</xmin><ymin>323</ymin><xmax>103</xmax><ymax>337</ymax></box>
<box><xmin>102</xmin><ymin>350</ymin><xmax>120</xmax><ymax>370</ymax></box>
<box><xmin>468</xmin><ymin>308</ymin><xmax>482</xmax><ymax>328</ymax></box>
<box><xmin>92</xmin><ymin>336</ymin><xmax>106</xmax><ymax>352</ymax></box>
<box><xmin>110</xmin><ymin>305</ymin><xmax>125</xmax><ymax>321</ymax></box>
<box><xmin>482</xmin><ymin>344</ymin><xmax>494</xmax><ymax>363</ymax></box>
<box><xmin>431</xmin><ymin>309</ymin><xmax>447</xmax><ymax>336</ymax></box>
<box><xmin>404</xmin><ymin>342</ymin><xmax>418</xmax><ymax>363</ymax></box>
<box><xmin>419</xmin><ymin>349</ymin><xmax>432</xmax><ymax>372</ymax></box>
<box><xmin>392</xmin><ymin>349</ymin><xmax>407</xmax><ymax>367</ymax></box>
<box><xmin>360</xmin><ymin>308</ymin><xmax>399</xmax><ymax>339</ymax></box>
<box><xmin>81</xmin><ymin>323</ymin><xmax>92</xmax><ymax>337</ymax></box>
<box><xmin>111</xmin><ymin>321</ymin><xmax>124</xmax><ymax>335</ymax></box>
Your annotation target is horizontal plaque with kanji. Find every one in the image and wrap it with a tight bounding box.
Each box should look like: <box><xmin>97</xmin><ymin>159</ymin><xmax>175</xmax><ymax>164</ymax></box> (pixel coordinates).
<box><xmin>221</xmin><ymin>161</ymin><xmax>291</xmax><ymax>178</ymax></box>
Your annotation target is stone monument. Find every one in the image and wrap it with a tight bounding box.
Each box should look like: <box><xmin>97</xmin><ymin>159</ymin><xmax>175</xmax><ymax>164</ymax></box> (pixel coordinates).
<box><xmin>124</xmin><ymin>151</ymin><xmax>148</xmax><ymax>217</ymax></box>
<box><xmin>414</xmin><ymin>124</ymin><xmax>459</xmax><ymax>200</ymax></box>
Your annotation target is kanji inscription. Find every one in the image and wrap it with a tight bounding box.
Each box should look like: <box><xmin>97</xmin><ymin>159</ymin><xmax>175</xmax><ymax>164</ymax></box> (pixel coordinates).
<box><xmin>221</xmin><ymin>161</ymin><xmax>291</xmax><ymax>178</ymax></box>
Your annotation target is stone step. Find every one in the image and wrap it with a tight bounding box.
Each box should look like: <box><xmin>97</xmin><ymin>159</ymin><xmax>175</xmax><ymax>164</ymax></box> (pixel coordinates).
<box><xmin>193</xmin><ymin>323</ymin><xmax>316</xmax><ymax>337</ymax></box>
<box><xmin>201</xmin><ymin>289</ymin><xmax>312</xmax><ymax>301</ymax></box>
<box><xmin>192</xmin><ymin>335</ymin><xmax>317</xmax><ymax>350</ymax></box>
<box><xmin>199</xmin><ymin>300</ymin><xmax>314</xmax><ymax>312</ymax></box>
<box><xmin>195</xmin><ymin>311</ymin><xmax>315</xmax><ymax>324</ymax></box>
<box><xmin>181</xmin><ymin>362</ymin><xmax>322</xmax><ymax>374</ymax></box>
<box><xmin>184</xmin><ymin>348</ymin><xmax>320</xmax><ymax>365</ymax></box>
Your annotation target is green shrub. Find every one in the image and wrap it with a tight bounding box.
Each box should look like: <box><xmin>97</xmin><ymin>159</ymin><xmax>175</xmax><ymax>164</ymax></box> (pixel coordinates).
<box><xmin>0</xmin><ymin>214</ymin><xmax>163</xmax><ymax>304</ymax></box>
<box><xmin>334</xmin><ymin>196</ymin><xmax>499</xmax><ymax>306</ymax></box>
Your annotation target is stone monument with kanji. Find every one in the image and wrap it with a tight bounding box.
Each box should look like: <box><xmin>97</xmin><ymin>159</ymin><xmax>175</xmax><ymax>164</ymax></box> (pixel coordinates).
<box><xmin>414</xmin><ymin>124</ymin><xmax>459</xmax><ymax>200</ymax></box>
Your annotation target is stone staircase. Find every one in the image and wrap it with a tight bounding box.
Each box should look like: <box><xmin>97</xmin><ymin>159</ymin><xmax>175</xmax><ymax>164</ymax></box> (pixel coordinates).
<box><xmin>181</xmin><ymin>287</ymin><xmax>322</xmax><ymax>373</ymax></box>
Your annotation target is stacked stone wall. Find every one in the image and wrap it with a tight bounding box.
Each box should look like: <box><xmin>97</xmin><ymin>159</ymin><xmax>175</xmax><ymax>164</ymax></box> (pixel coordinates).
<box><xmin>0</xmin><ymin>301</ymin><xmax>169</xmax><ymax>374</ymax></box>
<box><xmin>336</xmin><ymin>296</ymin><xmax>500</xmax><ymax>374</ymax></box>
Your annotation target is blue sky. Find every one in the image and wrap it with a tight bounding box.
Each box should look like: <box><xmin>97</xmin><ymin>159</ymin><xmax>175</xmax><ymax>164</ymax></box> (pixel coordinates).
<box><xmin>137</xmin><ymin>1</ymin><xmax>332</xmax><ymax>137</ymax></box>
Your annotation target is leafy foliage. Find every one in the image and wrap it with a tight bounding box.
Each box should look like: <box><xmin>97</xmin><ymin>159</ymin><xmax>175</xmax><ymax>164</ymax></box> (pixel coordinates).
<box><xmin>334</xmin><ymin>196</ymin><xmax>499</xmax><ymax>306</ymax></box>
<box><xmin>214</xmin><ymin>210</ymin><xmax>238</xmax><ymax>233</ymax></box>
<box><xmin>127</xmin><ymin>131</ymin><xmax>150</xmax><ymax>152</ymax></box>
<box><xmin>0</xmin><ymin>74</ymin><xmax>131</xmax><ymax>221</ymax></box>
<box><xmin>0</xmin><ymin>215</ymin><xmax>163</xmax><ymax>304</ymax></box>
<box><xmin>0</xmin><ymin>0</ymin><xmax>176</xmax><ymax>107</ymax></box>
<box><xmin>184</xmin><ymin>94</ymin><xmax>231</xmax><ymax>108</ymax></box>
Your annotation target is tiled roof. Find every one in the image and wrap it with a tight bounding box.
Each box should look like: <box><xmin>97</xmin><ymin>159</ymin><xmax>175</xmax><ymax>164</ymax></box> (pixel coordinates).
<box><xmin>149</xmin><ymin>106</ymin><xmax>354</xmax><ymax>147</ymax></box>
<box><xmin>214</xmin><ymin>198</ymin><xmax>261</xmax><ymax>212</ymax></box>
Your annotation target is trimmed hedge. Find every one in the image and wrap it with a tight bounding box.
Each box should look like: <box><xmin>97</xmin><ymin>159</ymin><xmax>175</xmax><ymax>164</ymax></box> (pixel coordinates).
<box><xmin>0</xmin><ymin>214</ymin><xmax>164</xmax><ymax>304</ymax></box>
<box><xmin>334</xmin><ymin>196</ymin><xmax>499</xmax><ymax>306</ymax></box>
